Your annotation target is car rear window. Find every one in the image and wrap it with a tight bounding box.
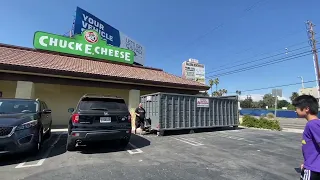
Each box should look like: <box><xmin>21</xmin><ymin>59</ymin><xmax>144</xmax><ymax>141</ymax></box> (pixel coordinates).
<box><xmin>0</xmin><ymin>100</ymin><xmax>39</xmax><ymax>114</ymax></box>
<box><xmin>78</xmin><ymin>97</ymin><xmax>128</xmax><ymax>111</ymax></box>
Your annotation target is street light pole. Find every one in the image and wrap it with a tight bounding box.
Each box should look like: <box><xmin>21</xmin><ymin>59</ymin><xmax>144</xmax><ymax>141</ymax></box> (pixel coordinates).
<box><xmin>298</xmin><ymin>76</ymin><xmax>305</xmax><ymax>88</ymax></box>
<box><xmin>274</xmin><ymin>92</ymin><xmax>278</xmax><ymax>117</ymax></box>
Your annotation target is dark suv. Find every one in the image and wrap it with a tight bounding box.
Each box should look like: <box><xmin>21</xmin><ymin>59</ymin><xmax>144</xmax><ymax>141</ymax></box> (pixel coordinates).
<box><xmin>66</xmin><ymin>94</ymin><xmax>132</xmax><ymax>151</ymax></box>
<box><xmin>0</xmin><ymin>98</ymin><xmax>52</xmax><ymax>154</ymax></box>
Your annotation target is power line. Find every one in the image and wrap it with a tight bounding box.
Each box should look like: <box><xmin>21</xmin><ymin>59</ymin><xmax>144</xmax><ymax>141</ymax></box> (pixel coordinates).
<box><xmin>229</xmin><ymin>79</ymin><xmax>317</xmax><ymax>94</ymax></box>
<box><xmin>205</xmin><ymin>40</ymin><xmax>312</xmax><ymax>74</ymax></box>
<box><xmin>227</xmin><ymin>29</ymin><xmax>307</xmax><ymax>57</ymax></box>
<box><xmin>164</xmin><ymin>0</ymin><xmax>267</xmax><ymax>59</ymax></box>
<box><xmin>206</xmin><ymin>43</ymin><xmax>312</xmax><ymax>75</ymax></box>
<box><xmin>188</xmin><ymin>0</ymin><xmax>266</xmax><ymax>47</ymax></box>
<box><xmin>206</xmin><ymin>50</ymin><xmax>314</xmax><ymax>78</ymax></box>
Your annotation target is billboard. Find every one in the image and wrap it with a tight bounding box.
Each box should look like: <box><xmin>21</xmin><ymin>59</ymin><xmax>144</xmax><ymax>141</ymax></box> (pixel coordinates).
<box><xmin>182</xmin><ymin>59</ymin><xmax>205</xmax><ymax>84</ymax></box>
<box><xmin>73</xmin><ymin>7</ymin><xmax>145</xmax><ymax>65</ymax></box>
<box><xmin>33</xmin><ymin>30</ymin><xmax>134</xmax><ymax>64</ymax></box>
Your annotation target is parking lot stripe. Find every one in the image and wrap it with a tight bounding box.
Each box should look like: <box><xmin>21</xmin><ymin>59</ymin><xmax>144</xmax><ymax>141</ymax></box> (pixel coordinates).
<box><xmin>171</xmin><ymin>137</ymin><xmax>203</xmax><ymax>146</ymax></box>
<box><xmin>178</xmin><ymin>137</ymin><xmax>203</xmax><ymax>145</ymax></box>
<box><xmin>200</xmin><ymin>132</ymin><xmax>255</xmax><ymax>143</ymax></box>
<box><xmin>15</xmin><ymin>133</ymin><xmax>64</xmax><ymax>169</ymax></box>
<box><xmin>127</xmin><ymin>142</ymin><xmax>143</xmax><ymax>155</ymax></box>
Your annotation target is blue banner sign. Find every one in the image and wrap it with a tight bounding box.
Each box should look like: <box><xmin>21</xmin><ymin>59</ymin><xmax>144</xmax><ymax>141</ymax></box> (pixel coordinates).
<box><xmin>73</xmin><ymin>7</ymin><xmax>145</xmax><ymax>65</ymax></box>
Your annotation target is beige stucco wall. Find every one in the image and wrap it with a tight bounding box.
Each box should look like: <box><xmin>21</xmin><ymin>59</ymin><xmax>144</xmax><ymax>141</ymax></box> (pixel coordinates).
<box><xmin>0</xmin><ymin>80</ymin><xmax>17</xmax><ymax>98</ymax></box>
<box><xmin>0</xmin><ymin>80</ymin><xmax>158</xmax><ymax>126</ymax></box>
<box><xmin>34</xmin><ymin>83</ymin><xmax>129</xmax><ymax>126</ymax></box>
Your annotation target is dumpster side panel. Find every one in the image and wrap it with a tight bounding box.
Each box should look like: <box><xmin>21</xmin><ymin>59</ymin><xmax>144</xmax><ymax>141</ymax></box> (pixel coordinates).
<box><xmin>141</xmin><ymin>93</ymin><xmax>160</xmax><ymax>130</ymax></box>
<box><xmin>140</xmin><ymin>93</ymin><xmax>239</xmax><ymax>131</ymax></box>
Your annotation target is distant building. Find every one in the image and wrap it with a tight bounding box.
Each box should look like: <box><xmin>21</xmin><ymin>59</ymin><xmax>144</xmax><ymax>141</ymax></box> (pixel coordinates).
<box><xmin>182</xmin><ymin>58</ymin><xmax>205</xmax><ymax>85</ymax></box>
<box><xmin>299</xmin><ymin>87</ymin><xmax>320</xmax><ymax>100</ymax></box>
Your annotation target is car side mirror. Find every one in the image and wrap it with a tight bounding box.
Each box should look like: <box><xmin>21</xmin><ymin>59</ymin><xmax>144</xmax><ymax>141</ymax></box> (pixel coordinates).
<box><xmin>42</xmin><ymin>109</ymin><xmax>52</xmax><ymax>114</ymax></box>
<box><xmin>68</xmin><ymin>108</ymin><xmax>74</xmax><ymax>113</ymax></box>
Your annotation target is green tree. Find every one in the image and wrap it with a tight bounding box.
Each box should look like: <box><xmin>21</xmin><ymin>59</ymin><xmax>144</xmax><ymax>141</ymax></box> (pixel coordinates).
<box><xmin>257</xmin><ymin>100</ymin><xmax>267</xmax><ymax>109</ymax></box>
<box><xmin>219</xmin><ymin>89</ymin><xmax>227</xmax><ymax>96</ymax></box>
<box><xmin>212</xmin><ymin>91</ymin><xmax>219</xmax><ymax>97</ymax></box>
<box><xmin>290</xmin><ymin>92</ymin><xmax>299</xmax><ymax>102</ymax></box>
<box><xmin>209</xmin><ymin>79</ymin><xmax>214</xmax><ymax>96</ymax></box>
<box><xmin>278</xmin><ymin>100</ymin><xmax>290</xmax><ymax>109</ymax></box>
<box><xmin>252</xmin><ymin>100</ymin><xmax>266</xmax><ymax>108</ymax></box>
<box><xmin>263</xmin><ymin>94</ymin><xmax>276</xmax><ymax>108</ymax></box>
<box><xmin>240</xmin><ymin>96</ymin><xmax>253</xmax><ymax>108</ymax></box>
<box><xmin>213</xmin><ymin>78</ymin><xmax>219</xmax><ymax>92</ymax></box>
<box><xmin>287</xmin><ymin>103</ymin><xmax>296</xmax><ymax>110</ymax></box>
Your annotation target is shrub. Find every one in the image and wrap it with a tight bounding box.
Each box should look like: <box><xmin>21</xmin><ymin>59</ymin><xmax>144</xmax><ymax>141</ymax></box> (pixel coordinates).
<box><xmin>241</xmin><ymin>115</ymin><xmax>281</xmax><ymax>131</ymax></box>
<box><xmin>260</xmin><ymin>113</ymin><xmax>266</xmax><ymax>118</ymax></box>
<box><xmin>266</xmin><ymin>113</ymin><xmax>275</xmax><ymax>119</ymax></box>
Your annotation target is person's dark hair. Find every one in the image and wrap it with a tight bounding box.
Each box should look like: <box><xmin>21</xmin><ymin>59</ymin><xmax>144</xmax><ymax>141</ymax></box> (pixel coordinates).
<box><xmin>292</xmin><ymin>95</ymin><xmax>319</xmax><ymax>115</ymax></box>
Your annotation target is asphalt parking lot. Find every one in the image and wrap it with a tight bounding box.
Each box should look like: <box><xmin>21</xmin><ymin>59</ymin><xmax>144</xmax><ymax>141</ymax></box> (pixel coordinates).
<box><xmin>0</xmin><ymin>128</ymin><xmax>303</xmax><ymax>180</ymax></box>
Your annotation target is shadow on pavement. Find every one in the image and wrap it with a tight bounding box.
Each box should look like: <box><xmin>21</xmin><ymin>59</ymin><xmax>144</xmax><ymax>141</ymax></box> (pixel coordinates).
<box><xmin>161</xmin><ymin>126</ymin><xmax>245</xmax><ymax>136</ymax></box>
<box><xmin>0</xmin><ymin>132</ymin><xmax>67</xmax><ymax>167</ymax></box>
<box><xmin>77</xmin><ymin>134</ymin><xmax>150</xmax><ymax>154</ymax></box>
<box><xmin>294</xmin><ymin>167</ymin><xmax>301</xmax><ymax>173</ymax></box>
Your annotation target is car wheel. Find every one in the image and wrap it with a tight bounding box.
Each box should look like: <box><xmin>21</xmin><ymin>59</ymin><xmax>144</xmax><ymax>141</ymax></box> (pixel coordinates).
<box><xmin>66</xmin><ymin>136</ymin><xmax>76</xmax><ymax>151</ymax></box>
<box><xmin>119</xmin><ymin>137</ymin><xmax>130</xmax><ymax>148</ymax></box>
<box><xmin>45</xmin><ymin>123</ymin><xmax>52</xmax><ymax>139</ymax></box>
<box><xmin>37</xmin><ymin>129</ymin><xmax>43</xmax><ymax>151</ymax></box>
<box><xmin>30</xmin><ymin>129</ymin><xmax>43</xmax><ymax>155</ymax></box>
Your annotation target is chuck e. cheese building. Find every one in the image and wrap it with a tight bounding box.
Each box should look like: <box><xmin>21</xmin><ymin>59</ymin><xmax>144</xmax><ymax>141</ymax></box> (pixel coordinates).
<box><xmin>0</xmin><ymin>30</ymin><xmax>209</xmax><ymax>126</ymax></box>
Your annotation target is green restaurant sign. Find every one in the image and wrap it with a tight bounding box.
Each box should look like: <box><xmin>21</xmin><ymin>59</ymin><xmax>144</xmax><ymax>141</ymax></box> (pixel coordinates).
<box><xmin>33</xmin><ymin>30</ymin><xmax>134</xmax><ymax>64</ymax></box>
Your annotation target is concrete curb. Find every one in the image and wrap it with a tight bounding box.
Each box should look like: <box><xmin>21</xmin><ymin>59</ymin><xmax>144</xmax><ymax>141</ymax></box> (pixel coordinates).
<box><xmin>239</xmin><ymin>126</ymin><xmax>303</xmax><ymax>134</ymax></box>
<box><xmin>238</xmin><ymin>126</ymin><xmax>278</xmax><ymax>132</ymax></box>
<box><xmin>52</xmin><ymin>129</ymin><xmax>68</xmax><ymax>132</ymax></box>
<box><xmin>281</xmin><ymin>128</ymin><xmax>304</xmax><ymax>134</ymax></box>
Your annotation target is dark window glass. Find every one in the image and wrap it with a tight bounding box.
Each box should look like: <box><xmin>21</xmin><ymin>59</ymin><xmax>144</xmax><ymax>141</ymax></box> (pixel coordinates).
<box><xmin>0</xmin><ymin>100</ymin><xmax>39</xmax><ymax>114</ymax></box>
<box><xmin>79</xmin><ymin>98</ymin><xmax>128</xmax><ymax>111</ymax></box>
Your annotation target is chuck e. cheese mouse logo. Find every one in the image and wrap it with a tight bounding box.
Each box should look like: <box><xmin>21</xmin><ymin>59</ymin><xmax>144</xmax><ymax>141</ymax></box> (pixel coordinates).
<box><xmin>84</xmin><ymin>31</ymin><xmax>99</xmax><ymax>44</ymax></box>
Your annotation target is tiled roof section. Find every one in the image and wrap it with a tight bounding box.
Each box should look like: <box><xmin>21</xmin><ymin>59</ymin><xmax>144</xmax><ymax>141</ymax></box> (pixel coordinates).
<box><xmin>0</xmin><ymin>44</ymin><xmax>209</xmax><ymax>90</ymax></box>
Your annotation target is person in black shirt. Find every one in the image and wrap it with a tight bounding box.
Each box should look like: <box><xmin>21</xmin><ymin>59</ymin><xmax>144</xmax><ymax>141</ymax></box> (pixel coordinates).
<box><xmin>134</xmin><ymin>103</ymin><xmax>146</xmax><ymax>134</ymax></box>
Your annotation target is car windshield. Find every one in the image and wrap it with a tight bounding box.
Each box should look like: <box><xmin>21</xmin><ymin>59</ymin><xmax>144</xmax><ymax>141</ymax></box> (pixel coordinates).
<box><xmin>0</xmin><ymin>100</ymin><xmax>38</xmax><ymax>114</ymax></box>
<box><xmin>79</xmin><ymin>98</ymin><xmax>128</xmax><ymax>111</ymax></box>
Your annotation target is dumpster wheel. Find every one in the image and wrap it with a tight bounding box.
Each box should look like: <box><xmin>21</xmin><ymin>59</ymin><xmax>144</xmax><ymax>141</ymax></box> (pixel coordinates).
<box><xmin>157</xmin><ymin>130</ymin><xmax>165</xmax><ymax>136</ymax></box>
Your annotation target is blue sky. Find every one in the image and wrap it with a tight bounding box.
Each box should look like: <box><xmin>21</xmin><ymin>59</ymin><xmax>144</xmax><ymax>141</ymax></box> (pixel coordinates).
<box><xmin>0</xmin><ymin>0</ymin><xmax>319</xmax><ymax>100</ymax></box>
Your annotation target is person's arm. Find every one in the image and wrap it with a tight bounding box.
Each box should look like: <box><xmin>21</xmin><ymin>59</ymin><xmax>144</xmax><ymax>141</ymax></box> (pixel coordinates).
<box><xmin>309</xmin><ymin>123</ymin><xmax>320</xmax><ymax>144</ymax></box>
<box><xmin>135</xmin><ymin>108</ymin><xmax>140</xmax><ymax>116</ymax></box>
<box><xmin>301</xmin><ymin>122</ymin><xmax>320</xmax><ymax>169</ymax></box>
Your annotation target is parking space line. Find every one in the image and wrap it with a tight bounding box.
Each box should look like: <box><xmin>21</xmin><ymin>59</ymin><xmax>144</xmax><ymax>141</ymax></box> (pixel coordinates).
<box><xmin>171</xmin><ymin>137</ymin><xmax>203</xmax><ymax>146</ymax></box>
<box><xmin>127</xmin><ymin>142</ymin><xmax>143</xmax><ymax>155</ymax></box>
<box><xmin>201</xmin><ymin>132</ymin><xmax>255</xmax><ymax>143</ymax></box>
<box><xmin>178</xmin><ymin>137</ymin><xmax>204</xmax><ymax>145</ymax></box>
<box><xmin>15</xmin><ymin>133</ymin><xmax>64</xmax><ymax>169</ymax></box>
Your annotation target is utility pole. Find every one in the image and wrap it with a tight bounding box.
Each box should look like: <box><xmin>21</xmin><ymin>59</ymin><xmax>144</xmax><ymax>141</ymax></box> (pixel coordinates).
<box><xmin>298</xmin><ymin>76</ymin><xmax>305</xmax><ymax>88</ymax></box>
<box><xmin>274</xmin><ymin>91</ymin><xmax>278</xmax><ymax>117</ymax></box>
<box><xmin>306</xmin><ymin>21</ymin><xmax>320</xmax><ymax>103</ymax></box>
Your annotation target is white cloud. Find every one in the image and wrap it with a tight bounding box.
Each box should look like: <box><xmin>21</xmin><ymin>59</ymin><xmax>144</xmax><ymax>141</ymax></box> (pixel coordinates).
<box><xmin>239</xmin><ymin>94</ymin><xmax>290</xmax><ymax>102</ymax></box>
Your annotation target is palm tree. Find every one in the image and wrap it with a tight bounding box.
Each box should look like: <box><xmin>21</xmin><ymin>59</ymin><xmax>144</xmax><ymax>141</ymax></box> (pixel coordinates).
<box><xmin>219</xmin><ymin>89</ymin><xmax>227</xmax><ymax>96</ymax></box>
<box><xmin>209</xmin><ymin>79</ymin><xmax>214</xmax><ymax>96</ymax></box>
<box><xmin>213</xmin><ymin>78</ymin><xmax>219</xmax><ymax>92</ymax></box>
<box><xmin>212</xmin><ymin>91</ymin><xmax>219</xmax><ymax>97</ymax></box>
<box><xmin>236</xmin><ymin>90</ymin><xmax>241</xmax><ymax>96</ymax></box>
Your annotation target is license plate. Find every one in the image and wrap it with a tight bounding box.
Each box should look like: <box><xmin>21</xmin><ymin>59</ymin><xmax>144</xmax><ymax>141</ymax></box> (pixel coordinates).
<box><xmin>100</xmin><ymin>117</ymin><xmax>111</xmax><ymax>123</ymax></box>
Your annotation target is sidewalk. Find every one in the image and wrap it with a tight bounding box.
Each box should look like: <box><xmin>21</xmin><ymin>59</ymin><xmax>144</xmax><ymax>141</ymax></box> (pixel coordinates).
<box><xmin>51</xmin><ymin>125</ymin><xmax>68</xmax><ymax>132</ymax></box>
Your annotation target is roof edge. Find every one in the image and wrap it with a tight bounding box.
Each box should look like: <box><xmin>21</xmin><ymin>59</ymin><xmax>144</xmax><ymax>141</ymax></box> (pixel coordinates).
<box><xmin>0</xmin><ymin>43</ymin><xmax>163</xmax><ymax>72</ymax></box>
<box><xmin>0</xmin><ymin>66</ymin><xmax>210</xmax><ymax>91</ymax></box>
